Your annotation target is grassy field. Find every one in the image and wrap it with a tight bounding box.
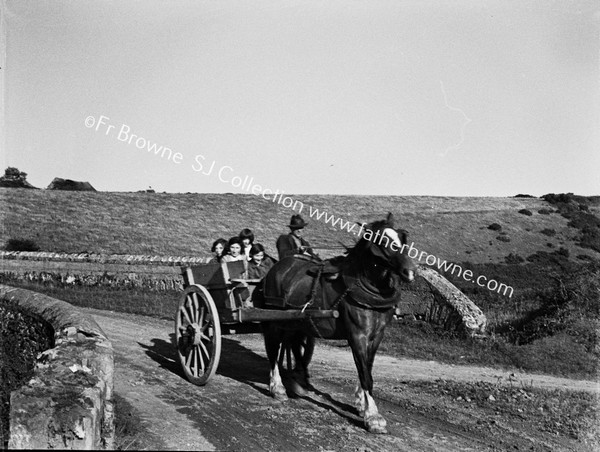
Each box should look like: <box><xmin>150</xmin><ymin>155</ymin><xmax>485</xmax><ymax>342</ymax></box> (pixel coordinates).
<box><xmin>2</xmin><ymin>188</ymin><xmax>599</xmax><ymax>264</ymax></box>
<box><xmin>1</xmin><ymin>188</ymin><xmax>599</xmax><ymax>382</ymax></box>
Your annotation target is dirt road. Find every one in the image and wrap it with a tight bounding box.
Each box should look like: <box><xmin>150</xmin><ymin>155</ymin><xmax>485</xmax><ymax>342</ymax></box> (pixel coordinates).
<box><xmin>84</xmin><ymin>308</ymin><xmax>598</xmax><ymax>451</ymax></box>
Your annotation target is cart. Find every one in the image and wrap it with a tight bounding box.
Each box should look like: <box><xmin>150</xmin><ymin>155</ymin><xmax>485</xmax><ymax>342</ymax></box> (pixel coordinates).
<box><xmin>175</xmin><ymin>260</ymin><xmax>339</xmax><ymax>385</ymax></box>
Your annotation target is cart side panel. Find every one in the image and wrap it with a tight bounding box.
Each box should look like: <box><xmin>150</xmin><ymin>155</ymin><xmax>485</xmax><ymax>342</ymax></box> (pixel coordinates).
<box><xmin>182</xmin><ymin>263</ymin><xmax>223</xmax><ymax>287</ymax></box>
<box><xmin>221</xmin><ymin>261</ymin><xmax>246</xmax><ymax>281</ymax></box>
<box><xmin>182</xmin><ymin>261</ymin><xmax>247</xmax><ymax>312</ymax></box>
<box><xmin>182</xmin><ymin>261</ymin><xmax>245</xmax><ymax>287</ymax></box>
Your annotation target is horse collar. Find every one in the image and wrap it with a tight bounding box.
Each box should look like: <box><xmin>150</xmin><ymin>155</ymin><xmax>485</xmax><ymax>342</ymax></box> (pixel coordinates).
<box><xmin>342</xmin><ymin>264</ymin><xmax>401</xmax><ymax>309</ymax></box>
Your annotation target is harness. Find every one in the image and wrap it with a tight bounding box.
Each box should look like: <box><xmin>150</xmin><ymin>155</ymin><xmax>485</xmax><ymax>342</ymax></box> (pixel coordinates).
<box><xmin>300</xmin><ymin>257</ymin><xmax>401</xmax><ymax>312</ymax></box>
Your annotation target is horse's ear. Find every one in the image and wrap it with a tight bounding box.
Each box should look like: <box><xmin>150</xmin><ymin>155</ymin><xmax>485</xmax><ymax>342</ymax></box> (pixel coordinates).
<box><xmin>386</xmin><ymin>212</ymin><xmax>395</xmax><ymax>227</ymax></box>
<box><xmin>398</xmin><ymin>229</ymin><xmax>409</xmax><ymax>245</ymax></box>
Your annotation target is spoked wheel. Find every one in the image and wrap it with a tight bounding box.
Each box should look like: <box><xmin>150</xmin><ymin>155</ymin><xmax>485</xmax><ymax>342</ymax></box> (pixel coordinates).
<box><xmin>175</xmin><ymin>284</ymin><xmax>221</xmax><ymax>385</ymax></box>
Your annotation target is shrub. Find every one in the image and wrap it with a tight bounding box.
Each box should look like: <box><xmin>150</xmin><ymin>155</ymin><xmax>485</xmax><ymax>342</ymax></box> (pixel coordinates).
<box><xmin>577</xmin><ymin>254</ymin><xmax>595</xmax><ymax>262</ymax></box>
<box><xmin>5</xmin><ymin>238</ymin><xmax>40</xmax><ymax>252</ymax></box>
<box><xmin>540</xmin><ymin>228</ymin><xmax>556</xmax><ymax>237</ymax></box>
<box><xmin>506</xmin><ymin>262</ymin><xmax>599</xmax><ymax>351</ymax></box>
<box><xmin>518</xmin><ymin>209</ymin><xmax>533</xmax><ymax>216</ymax></box>
<box><xmin>527</xmin><ymin>248</ymin><xmax>570</xmax><ymax>265</ymax></box>
<box><xmin>538</xmin><ymin>208</ymin><xmax>553</xmax><ymax>215</ymax></box>
<box><xmin>487</xmin><ymin>223</ymin><xmax>502</xmax><ymax>231</ymax></box>
<box><xmin>514</xmin><ymin>194</ymin><xmax>535</xmax><ymax>198</ymax></box>
<box><xmin>542</xmin><ymin>193</ymin><xmax>581</xmax><ymax>205</ymax></box>
<box><xmin>550</xmin><ymin>201</ymin><xmax>600</xmax><ymax>253</ymax></box>
<box><xmin>496</xmin><ymin>235</ymin><xmax>510</xmax><ymax>242</ymax></box>
<box><xmin>505</xmin><ymin>253</ymin><xmax>524</xmax><ymax>264</ymax></box>
<box><xmin>1</xmin><ymin>301</ymin><xmax>53</xmax><ymax>448</ymax></box>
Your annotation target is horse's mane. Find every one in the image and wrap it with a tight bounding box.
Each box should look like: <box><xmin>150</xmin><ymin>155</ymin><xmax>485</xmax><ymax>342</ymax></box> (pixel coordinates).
<box><xmin>344</xmin><ymin>219</ymin><xmax>389</xmax><ymax>260</ymax></box>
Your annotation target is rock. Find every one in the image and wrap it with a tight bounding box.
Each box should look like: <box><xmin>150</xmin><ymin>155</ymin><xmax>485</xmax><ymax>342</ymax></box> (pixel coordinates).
<box><xmin>488</xmin><ymin>395</ymin><xmax>496</xmax><ymax>402</ymax></box>
<box><xmin>46</xmin><ymin>178</ymin><xmax>96</xmax><ymax>191</ymax></box>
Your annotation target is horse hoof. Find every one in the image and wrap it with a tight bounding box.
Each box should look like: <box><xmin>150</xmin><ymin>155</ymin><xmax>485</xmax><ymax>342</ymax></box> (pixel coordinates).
<box><xmin>273</xmin><ymin>391</ymin><xmax>288</xmax><ymax>401</ymax></box>
<box><xmin>288</xmin><ymin>379</ymin><xmax>308</xmax><ymax>397</ymax></box>
<box><xmin>366</xmin><ymin>415</ymin><xmax>388</xmax><ymax>434</ymax></box>
<box><xmin>270</xmin><ymin>385</ymin><xmax>288</xmax><ymax>401</ymax></box>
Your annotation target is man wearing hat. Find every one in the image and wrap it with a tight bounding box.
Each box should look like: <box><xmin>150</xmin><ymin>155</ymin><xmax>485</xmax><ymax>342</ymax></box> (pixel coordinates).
<box><xmin>276</xmin><ymin>214</ymin><xmax>318</xmax><ymax>260</ymax></box>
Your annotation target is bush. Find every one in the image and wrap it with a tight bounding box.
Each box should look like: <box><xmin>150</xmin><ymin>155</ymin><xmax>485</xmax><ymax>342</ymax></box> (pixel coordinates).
<box><xmin>518</xmin><ymin>209</ymin><xmax>533</xmax><ymax>216</ymax></box>
<box><xmin>1</xmin><ymin>301</ymin><xmax>54</xmax><ymax>448</ymax></box>
<box><xmin>496</xmin><ymin>235</ymin><xmax>511</xmax><ymax>242</ymax></box>
<box><xmin>540</xmin><ymin>228</ymin><xmax>556</xmax><ymax>237</ymax></box>
<box><xmin>577</xmin><ymin>254</ymin><xmax>595</xmax><ymax>262</ymax></box>
<box><xmin>0</xmin><ymin>167</ymin><xmax>37</xmax><ymax>189</ymax></box>
<box><xmin>487</xmin><ymin>223</ymin><xmax>502</xmax><ymax>231</ymax></box>
<box><xmin>505</xmin><ymin>253</ymin><xmax>524</xmax><ymax>264</ymax></box>
<box><xmin>542</xmin><ymin>193</ymin><xmax>591</xmax><ymax>206</ymax></box>
<box><xmin>546</xmin><ymin>196</ymin><xmax>600</xmax><ymax>253</ymax></box>
<box><xmin>506</xmin><ymin>263</ymin><xmax>599</xmax><ymax>351</ymax></box>
<box><xmin>527</xmin><ymin>248</ymin><xmax>570</xmax><ymax>265</ymax></box>
<box><xmin>538</xmin><ymin>208</ymin><xmax>553</xmax><ymax>215</ymax></box>
<box><xmin>5</xmin><ymin>238</ymin><xmax>40</xmax><ymax>252</ymax></box>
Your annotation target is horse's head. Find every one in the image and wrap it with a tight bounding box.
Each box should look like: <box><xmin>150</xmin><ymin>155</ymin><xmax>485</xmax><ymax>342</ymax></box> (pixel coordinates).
<box><xmin>352</xmin><ymin>212</ymin><xmax>416</xmax><ymax>283</ymax></box>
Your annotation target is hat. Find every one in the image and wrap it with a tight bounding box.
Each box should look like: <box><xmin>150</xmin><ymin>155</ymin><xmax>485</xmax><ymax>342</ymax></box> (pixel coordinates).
<box><xmin>289</xmin><ymin>214</ymin><xmax>308</xmax><ymax>230</ymax></box>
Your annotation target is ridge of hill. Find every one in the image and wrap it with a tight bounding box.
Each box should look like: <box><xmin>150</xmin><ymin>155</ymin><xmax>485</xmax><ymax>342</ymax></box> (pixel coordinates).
<box><xmin>1</xmin><ymin>188</ymin><xmax>599</xmax><ymax>266</ymax></box>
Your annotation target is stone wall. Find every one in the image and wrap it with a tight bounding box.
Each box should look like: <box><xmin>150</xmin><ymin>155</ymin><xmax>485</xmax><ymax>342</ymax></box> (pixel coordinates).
<box><xmin>0</xmin><ymin>285</ymin><xmax>114</xmax><ymax>449</ymax></box>
<box><xmin>394</xmin><ymin>265</ymin><xmax>487</xmax><ymax>336</ymax></box>
<box><xmin>0</xmin><ymin>252</ymin><xmax>487</xmax><ymax>335</ymax></box>
<box><xmin>0</xmin><ymin>251</ymin><xmax>212</xmax><ymax>291</ymax></box>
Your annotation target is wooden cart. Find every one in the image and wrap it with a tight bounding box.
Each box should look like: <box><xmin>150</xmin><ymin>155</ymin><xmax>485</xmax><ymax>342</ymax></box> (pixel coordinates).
<box><xmin>175</xmin><ymin>261</ymin><xmax>339</xmax><ymax>385</ymax></box>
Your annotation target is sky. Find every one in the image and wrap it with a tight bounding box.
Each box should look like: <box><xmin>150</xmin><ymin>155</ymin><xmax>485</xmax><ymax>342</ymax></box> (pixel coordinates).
<box><xmin>2</xmin><ymin>0</ymin><xmax>599</xmax><ymax>196</ymax></box>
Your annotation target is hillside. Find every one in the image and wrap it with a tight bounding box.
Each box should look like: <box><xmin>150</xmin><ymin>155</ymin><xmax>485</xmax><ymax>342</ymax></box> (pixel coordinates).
<box><xmin>1</xmin><ymin>188</ymin><xmax>599</xmax><ymax>266</ymax></box>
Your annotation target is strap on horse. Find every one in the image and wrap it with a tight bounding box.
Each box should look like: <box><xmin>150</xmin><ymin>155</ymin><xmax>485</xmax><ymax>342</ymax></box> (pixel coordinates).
<box><xmin>301</xmin><ymin>263</ymin><xmax>323</xmax><ymax>312</ymax></box>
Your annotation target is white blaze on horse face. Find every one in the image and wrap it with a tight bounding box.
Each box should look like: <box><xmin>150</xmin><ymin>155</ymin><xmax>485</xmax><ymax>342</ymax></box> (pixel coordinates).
<box><xmin>383</xmin><ymin>228</ymin><xmax>402</xmax><ymax>251</ymax></box>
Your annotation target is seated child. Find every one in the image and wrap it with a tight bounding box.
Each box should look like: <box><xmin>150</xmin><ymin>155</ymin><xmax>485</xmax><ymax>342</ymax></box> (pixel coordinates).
<box><xmin>222</xmin><ymin>236</ymin><xmax>247</xmax><ymax>263</ymax></box>
<box><xmin>209</xmin><ymin>238</ymin><xmax>228</xmax><ymax>264</ymax></box>
<box><xmin>239</xmin><ymin>228</ymin><xmax>255</xmax><ymax>261</ymax></box>
<box><xmin>246</xmin><ymin>243</ymin><xmax>275</xmax><ymax>280</ymax></box>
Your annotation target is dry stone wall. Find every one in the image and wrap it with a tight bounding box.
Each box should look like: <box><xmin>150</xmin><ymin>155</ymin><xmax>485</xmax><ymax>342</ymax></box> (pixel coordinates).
<box><xmin>0</xmin><ymin>252</ymin><xmax>487</xmax><ymax>335</ymax></box>
<box><xmin>399</xmin><ymin>265</ymin><xmax>487</xmax><ymax>336</ymax></box>
<box><xmin>0</xmin><ymin>285</ymin><xmax>114</xmax><ymax>450</ymax></box>
<box><xmin>1</xmin><ymin>251</ymin><xmax>212</xmax><ymax>291</ymax></box>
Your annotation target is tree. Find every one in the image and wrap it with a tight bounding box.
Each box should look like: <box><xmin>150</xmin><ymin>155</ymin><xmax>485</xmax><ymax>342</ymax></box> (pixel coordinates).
<box><xmin>0</xmin><ymin>167</ymin><xmax>37</xmax><ymax>188</ymax></box>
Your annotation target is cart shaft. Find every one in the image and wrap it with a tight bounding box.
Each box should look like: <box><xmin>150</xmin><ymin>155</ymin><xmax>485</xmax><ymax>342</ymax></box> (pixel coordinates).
<box><xmin>235</xmin><ymin>307</ymin><xmax>339</xmax><ymax>323</ymax></box>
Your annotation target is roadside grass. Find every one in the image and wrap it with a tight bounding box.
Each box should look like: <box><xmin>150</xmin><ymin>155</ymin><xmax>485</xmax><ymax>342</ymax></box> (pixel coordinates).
<box><xmin>381</xmin><ymin>259</ymin><xmax>599</xmax><ymax>380</ymax></box>
<box><xmin>402</xmin><ymin>379</ymin><xmax>599</xmax><ymax>449</ymax></box>
<box><xmin>113</xmin><ymin>393</ymin><xmax>166</xmax><ymax>450</ymax></box>
<box><xmin>0</xmin><ymin>277</ymin><xmax>180</xmax><ymax>321</ymax></box>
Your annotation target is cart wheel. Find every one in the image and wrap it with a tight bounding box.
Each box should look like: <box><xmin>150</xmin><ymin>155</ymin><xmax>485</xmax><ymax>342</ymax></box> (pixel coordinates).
<box><xmin>175</xmin><ymin>284</ymin><xmax>221</xmax><ymax>385</ymax></box>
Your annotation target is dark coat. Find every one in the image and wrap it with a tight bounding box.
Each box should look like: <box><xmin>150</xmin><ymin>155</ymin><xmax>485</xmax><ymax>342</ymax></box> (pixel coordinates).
<box><xmin>276</xmin><ymin>233</ymin><xmax>316</xmax><ymax>260</ymax></box>
<box><xmin>247</xmin><ymin>255</ymin><xmax>276</xmax><ymax>280</ymax></box>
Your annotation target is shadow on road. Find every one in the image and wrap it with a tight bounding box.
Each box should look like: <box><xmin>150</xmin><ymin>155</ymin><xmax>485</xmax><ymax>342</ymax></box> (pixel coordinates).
<box><xmin>138</xmin><ymin>334</ymin><xmax>270</xmax><ymax>392</ymax></box>
<box><xmin>139</xmin><ymin>333</ymin><xmax>361</xmax><ymax>425</ymax></box>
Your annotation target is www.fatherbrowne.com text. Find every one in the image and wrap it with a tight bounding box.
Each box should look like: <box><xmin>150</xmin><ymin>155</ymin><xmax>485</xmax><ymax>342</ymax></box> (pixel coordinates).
<box><xmin>193</xmin><ymin>154</ymin><xmax>514</xmax><ymax>298</ymax></box>
<box><xmin>85</xmin><ymin>117</ymin><xmax>514</xmax><ymax>299</ymax></box>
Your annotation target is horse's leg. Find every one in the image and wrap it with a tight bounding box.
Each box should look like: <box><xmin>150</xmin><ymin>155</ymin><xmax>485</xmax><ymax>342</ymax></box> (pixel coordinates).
<box><xmin>344</xmin><ymin>305</ymin><xmax>392</xmax><ymax>434</ymax></box>
<box><xmin>354</xmin><ymin>383</ymin><xmax>367</xmax><ymax>416</ymax></box>
<box><xmin>263</xmin><ymin>323</ymin><xmax>287</xmax><ymax>401</ymax></box>
<box><xmin>288</xmin><ymin>333</ymin><xmax>315</xmax><ymax>395</ymax></box>
<box><xmin>301</xmin><ymin>335</ymin><xmax>315</xmax><ymax>381</ymax></box>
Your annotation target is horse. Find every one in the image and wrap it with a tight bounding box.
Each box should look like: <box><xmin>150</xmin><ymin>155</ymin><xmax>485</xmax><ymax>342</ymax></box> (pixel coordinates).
<box><xmin>254</xmin><ymin>213</ymin><xmax>416</xmax><ymax>433</ymax></box>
